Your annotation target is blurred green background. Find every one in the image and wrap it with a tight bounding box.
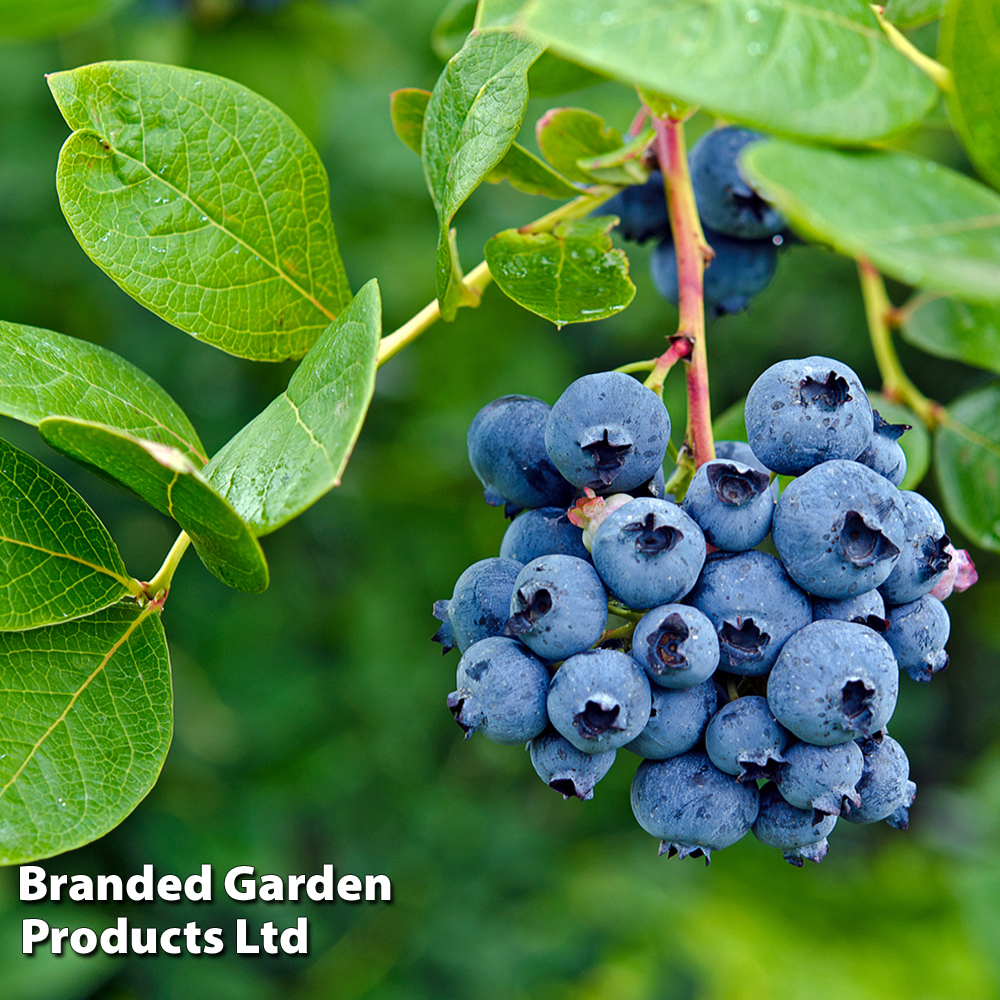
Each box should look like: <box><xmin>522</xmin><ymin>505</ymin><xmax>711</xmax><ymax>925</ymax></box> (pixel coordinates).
<box><xmin>2</xmin><ymin>1</ymin><xmax>999</xmax><ymax>997</ymax></box>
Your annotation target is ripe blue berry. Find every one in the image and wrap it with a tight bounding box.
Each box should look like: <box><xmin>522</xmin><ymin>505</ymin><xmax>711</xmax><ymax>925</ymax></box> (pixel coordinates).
<box><xmin>811</xmin><ymin>589</ymin><xmax>887</xmax><ymax>630</ymax></box>
<box><xmin>433</xmin><ymin>557</ymin><xmax>523</xmax><ymax>654</ymax></box>
<box><xmin>599</xmin><ymin>170</ymin><xmax>670</xmax><ymax>243</ymax></box>
<box><xmin>528</xmin><ymin>729</ymin><xmax>616</xmax><ymax>800</ymax></box>
<box><xmin>682</xmin><ymin>458</ymin><xmax>774</xmax><ymax>551</ymax></box>
<box><xmin>884</xmin><ymin>594</ymin><xmax>950</xmax><ymax>683</ymax></box>
<box><xmin>856</xmin><ymin>409</ymin><xmax>909</xmax><ymax>486</ymax></box>
<box><xmin>704</xmin><ymin>695</ymin><xmax>791</xmax><ymax>781</ymax></box>
<box><xmin>630</xmin><ymin>603</ymin><xmax>720</xmax><ymax>689</ymax></box>
<box><xmin>744</xmin><ymin>356</ymin><xmax>873</xmax><ymax>475</ymax></box>
<box><xmin>545</xmin><ymin>372</ymin><xmax>671</xmax><ymax>492</ymax></box>
<box><xmin>625</xmin><ymin>677</ymin><xmax>718</xmax><ymax>760</ymax></box>
<box><xmin>774</xmin><ymin>739</ymin><xmax>864</xmax><ymax>819</ymax></box>
<box><xmin>499</xmin><ymin>507</ymin><xmax>592</xmax><ymax>564</ymax></box>
<box><xmin>842</xmin><ymin>733</ymin><xmax>916</xmax><ymax>828</ymax></box>
<box><xmin>752</xmin><ymin>782</ymin><xmax>838</xmax><ymax>866</ymax></box>
<box><xmin>879</xmin><ymin>491</ymin><xmax>951</xmax><ymax>606</ymax></box>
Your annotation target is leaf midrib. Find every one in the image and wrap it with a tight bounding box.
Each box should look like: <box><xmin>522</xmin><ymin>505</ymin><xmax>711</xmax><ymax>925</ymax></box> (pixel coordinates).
<box><xmin>0</xmin><ymin>535</ymin><xmax>136</xmax><ymax>593</ymax></box>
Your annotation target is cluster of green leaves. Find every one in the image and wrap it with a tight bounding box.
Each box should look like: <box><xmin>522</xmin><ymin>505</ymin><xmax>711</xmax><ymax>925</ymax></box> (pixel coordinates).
<box><xmin>0</xmin><ymin>61</ymin><xmax>380</xmax><ymax>864</ymax></box>
<box><xmin>2</xmin><ymin>0</ymin><xmax>999</xmax><ymax>868</ymax></box>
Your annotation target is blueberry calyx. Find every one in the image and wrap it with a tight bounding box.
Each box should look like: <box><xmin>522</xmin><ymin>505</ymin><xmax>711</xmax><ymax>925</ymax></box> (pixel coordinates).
<box><xmin>729</xmin><ymin>185</ymin><xmax>772</xmax><ymax>223</ymax></box>
<box><xmin>581</xmin><ymin>428</ymin><xmax>634</xmax><ymax>485</ymax></box>
<box><xmin>647</xmin><ymin>613</ymin><xmax>689</xmax><ymax>669</ymax></box>
<box><xmin>720</xmin><ymin>618</ymin><xmax>769</xmax><ymax>665</ymax></box>
<box><xmin>574</xmin><ymin>698</ymin><xmax>622</xmax><ymax>737</ymax></box>
<box><xmin>922</xmin><ymin>533</ymin><xmax>952</xmax><ymax>580</ymax></box>
<box><xmin>841</xmin><ymin>678</ymin><xmax>876</xmax><ymax>736</ymax></box>
<box><xmin>446</xmin><ymin>692</ymin><xmax>474</xmax><ymax>739</ymax></box>
<box><xmin>799</xmin><ymin>371</ymin><xmax>851</xmax><ymax>409</ymax></box>
<box><xmin>839</xmin><ymin>511</ymin><xmax>900</xmax><ymax>568</ymax></box>
<box><xmin>504</xmin><ymin>586</ymin><xmax>553</xmax><ymax>637</ymax></box>
<box><xmin>622</xmin><ymin>512</ymin><xmax>682</xmax><ymax>556</ymax></box>
<box><xmin>706</xmin><ymin>462</ymin><xmax>770</xmax><ymax>507</ymax></box>
<box><xmin>853</xmin><ymin>614</ymin><xmax>890</xmax><ymax>633</ymax></box>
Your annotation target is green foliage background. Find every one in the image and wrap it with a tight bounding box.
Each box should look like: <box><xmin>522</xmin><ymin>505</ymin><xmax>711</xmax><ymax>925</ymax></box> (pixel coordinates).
<box><xmin>1</xmin><ymin>1</ymin><xmax>999</xmax><ymax>997</ymax></box>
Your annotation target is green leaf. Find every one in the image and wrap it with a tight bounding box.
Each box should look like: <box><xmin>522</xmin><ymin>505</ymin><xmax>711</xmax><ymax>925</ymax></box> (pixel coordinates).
<box><xmin>576</xmin><ymin>128</ymin><xmax>655</xmax><ymax>185</ymax></box>
<box><xmin>637</xmin><ymin>87</ymin><xmax>692</xmax><ymax>122</ymax></box>
<box><xmin>868</xmin><ymin>393</ymin><xmax>930</xmax><ymax>490</ymax></box>
<box><xmin>476</xmin><ymin>0</ymin><xmax>525</xmax><ymax>30</ymax></box>
<box><xmin>48</xmin><ymin>60</ymin><xmax>352</xmax><ymax>362</ymax></box>
<box><xmin>742</xmin><ymin>142</ymin><xmax>1000</xmax><ymax>303</ymax></box>
<box><xmin>204</xmin><ymin>280</ymin><xmax>381</xmax><ymax>535</ymax></box>
<box><xmin>0</xmin><ymin>603</ymin><xmax>171</xmax><ymax>865</ymax></box>
<box><xmin>523</xmin><ymin>0</ymin><xmax>937</xmax><ymax>143</ymax></box>
<box><xmin>527</xmin><ymin>52</ymin><xmax>607</xmax><ymax>97</ymax></box>
<box><xmin>391</xmin><ymin>87</ymin><xmax>577</xmax><ymax>198</ymax></box>
<box><xmin>934</xmin><ymin>381</ymin><xmax>1000</xmax><ymax>551</ymax></box>
<box><xmin>37</xmin><ymin>420</ymin><xmax>269</xmax><ymax>593</ymax></box>
<box><xmin>939</xmin><ymin>0</ymin><xmax>1000</xmax><ymax>191</ymax></box>
<box><xmin>884</xmin><ymin>0</ymin><xmax>946</xmax><ymax>28</ymax></box>
<box><xmin>422</xmin><ymin>31</ymin><xmax>544</xmax><ymax>320</ymax></box>
<box><xmin>902</xmin><ymin>298</ymin><xmax>1000</xmax><ymax>374</ymax></box>
<box><xmin>0</xmin><ymin>320</ymin><xmax>206</xmax><ymax>464</ymax></box>
<box><xmin>433</xmin><ymin>0</ymin><xmax>477</xmax><ymax>60</ymax></box>
<box><xmin>486</xmin><ymin>143</ymin><xmax>581</xmax><ymax>199</ymax></box>
<box><xmin>0</xmin><ymin>438</ymin><xmax>138</xmax><ymax>632</ymax></box>
<box><xmin>390</xmin><ymin>89</ymin><xmax>431</xmax><ymax>155</ymax></box>
<box><xmin>484</xmin><ymin>217</ymin><xmax>634</xmax><ymax>325</ymax></box>
<box><xmin>536</xmin><ymin>107</ymin><xmax>623</xmax><ymax>183</ymax></box>
<box><xmin>0</xmin><ymin>0</ymin><xmax>127</xmax><ymax>40</ymax></box>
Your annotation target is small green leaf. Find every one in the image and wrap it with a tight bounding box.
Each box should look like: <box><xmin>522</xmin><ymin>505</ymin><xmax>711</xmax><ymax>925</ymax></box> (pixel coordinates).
<box><xmin>422</xmin><ymin>31</ymin><xmax>544</xmax><ymax>319</ymax></box>
<box><xmin>0</xmin><ymin>320</ymin><xmax>206</xmax><ymax>464</ymax></box>
<box><xmin>204</xmin><ymin>280</ymin><xmax>381</xmax><ymax>535</ymax></box>
<box><xmin>939</xmin><ymin>0</ymin><xmax>1000</xmax><ymax>191</ymax></box>
<box><xmin>934</xmin><ymin>381</ymin><xmax>1000</xmax><ymax>551</ymax></box>
<box><xmin>536</xmin><ymin>107</ymin><xmax>623</xmax><ymax>183</ymax></box>
<box><xmin>0</xmin><ymin>603</ymin><xmax>171</xmax><ymax>865</ymax></box>
<box><xmin>486</xmin><ymin>143</ymin><xmax>581</xmax><ymax>199</ymax></box>
<box><xmin>0</xmin><ymin>0</ymin><xmax>127</xmax><ymax>40</ymax></box>
<box><xmin>884</xmin><ymin>0</ymin><xmax>946</xmax><ymax>28</ymax></box>
<box><xmin>485</xmin><ymin>217</ymin><xmax>635</xmax><ymax>325</ymax></box>
<box><xmin>523</xmin><ymin>0</ymin><xmax>937</xmax><ymax>143</ymax></box>
<box><xmin>38</xmin><ymin>420</ymin><xmax>268</xmax><ymax>593</ymax></box>
<box><xmin>868</xmin><ymin>393</ymin><xmax>930</xmax><ymax>490</ymax></box>
<box><xmin>902</xmin><ymin>298</ymin><xmax>1000</xmax><ymax>374</ymax></box>
<box><xmin>392</xmin><ymin>87</ymin><xmax>577</xmax><ymax>198</ymax></box>
<box><xmin>390</xmin><ymin>89</ymin><xmax>431</xmax><ymax>155</ymax></box>
<box><xmin>637</xmin><ymin>87</ymin><xmax>692</xmax><ymax>122</ymax></box>
<box><xmin>576</xmin><ymin>128</ymin><xmax>655</xmax><ymax>185</ymax></box>
<box><xmin>0</xmin><ymin>438</ymin><xmax>137</xmax><ymax>632</ymax></box>
<box><xmin>742</xmin><ymin>142</ymin><xmax>1000</xmax><ymax>303</ymax></box>
<box><xmin>48</xmin><ymin>61</ymin><xmax>352</xmax><ymax>362</ymax></box>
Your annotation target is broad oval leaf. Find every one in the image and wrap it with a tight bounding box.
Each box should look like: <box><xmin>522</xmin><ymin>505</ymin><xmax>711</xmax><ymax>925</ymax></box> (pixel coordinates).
<box><xmin>0</xmin><ymin>603</ymin><xmax>171</xmax><ymax>865</ymax></box>
<box><xmin>939</xmin><ymin>0</ymin><xmax>1000</xmax><ymax>191</ymax></box>
<box><xmin>48</xmin><ymin>61</ymin><xmax>352</xmax><ymax>362</ymax></box>
<box><xmin>37</xmin><ymin>419</ymin><xmax>268</xmax><ymax>593</ymax></box>
<box><xmin>484</xmin><ymin>217</ymin><xmax>635</xmax><ymax>325</ymax></box>
<box><xmin>0</xmin><ymin>437</ymin><xmax>139</xmax><ymax>631</ymax></box>
<box><xmin>422</xmin><ymin>31</ymin><xmax>544</xmax><ymax>319</ymax></box>
<box><xmin>522</xmin><ymin>0</ymin><xmax>937</xmax><ymax>144</ymax></box>
<box><xmin>390</xmin><ymin>89</ymin><xmax>431</xmax><ymax>156</ymax></box>
<box><xmin>934</xmin><ymin>381</ymin><xmax>1000</xmax><ymax>551</ymax></box>
<box><xmin>0</xmin><ymin>0</ymin><xmax>127</xmax><ymax>40</ymax></box>
<box><xmin>742</xmin><ymin>142</ymin><xmax>1000</xmax><ymax>303</ymax></box>
<box><xmin>0</xmin><ymin>320</ymin><xmax>205</xmax><ymax>463</ymax></box>
<box><xmin>204</xmin><ymin>280</ymin><xmax>381</xmax><ymax>535</ymax></box>
<box><xmin>868</xmin><ymin>393</ymin><xmax>930</xmax><ymax>490</ymax></box>
<box><xmin>902</xmin><ymin>298</ymin><xmax>1000</xmax><ymax>374</ymax></box>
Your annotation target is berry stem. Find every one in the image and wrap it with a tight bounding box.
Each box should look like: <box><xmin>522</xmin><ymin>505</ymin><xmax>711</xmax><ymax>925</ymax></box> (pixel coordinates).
<box><xmin>142</xmin><ymin>530</ymin><xmax>191</xmax><ymax>603</ymax></box>
<box><xmin>647</xmin><ymin>112</ymin><xmax>716</xmax><ymax>468</ymax></box>
<box><xmin>857</xmin><ymin>259</ymin><xmax>943</xmax><ymax>428</ymax></box>
<box><xmin>644</xmin><ymin>336</ymin><xmax>693</xmax><ymax>396</ymax></box>
<box><xmin>376</xmin><ymin>188</ymin><xmax>619</xmax><ymax>367</ymax></box>
<box><xmin>871</xmin><ymin>5</ymin><xmax>955</xmax><ymax>92</ymax></box>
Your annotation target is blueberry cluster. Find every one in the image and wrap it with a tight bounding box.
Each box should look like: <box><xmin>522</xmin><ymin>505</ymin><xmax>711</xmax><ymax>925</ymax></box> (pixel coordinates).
<box><xmin>434</xmin><ymin>359</ymin><xmax>972</xmax><ymax>865</ymax></box>
<box><xmin>601</xmin><ymin>126</ymin><xmax>787</xmax><ymax>317</ymax></box>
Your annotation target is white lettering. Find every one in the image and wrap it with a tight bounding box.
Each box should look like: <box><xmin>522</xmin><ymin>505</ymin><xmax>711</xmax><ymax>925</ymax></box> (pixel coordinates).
<box><xmin>22</xmin><ymin>918</ymin><xmax>49</xmax><ymax>953</ymax></box>
<box><xmin>225</xmin><ymin>866</ymin><xmax>256</xmax><ymax>902</ymax></box>
<box><xmin>337</xmin><ymin>875</ymin><xmax>362</xmax><ymax>901</ymax></box>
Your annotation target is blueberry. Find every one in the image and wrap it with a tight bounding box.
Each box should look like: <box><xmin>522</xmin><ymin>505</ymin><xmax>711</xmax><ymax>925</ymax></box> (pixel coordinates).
<box><xmin>855</xmin><ymin>409</ymin><xmax>909</xmax><ymax>486</ymax></box>
<box><xmin>630</xmin><ymin>751</ymin><xmax>760</xmax><ymax>863</ymax></box>
<box><xmin>505</xmin><ymin>555</ymin><xmax>608</xmax><ymax>660</ymax></box>
<box><xmin>688</xmin><ymin>126</ymin><xmax>785</xmax><ymax>239</ymax></box>
<box><xmin>842</xmin><ymin>733</ymin><xmax>916</xmax><ymax>828</ymax></box>
<box><xmin>650</xmin><ymin>227</ymin><xmax>779</xmax><ymax>318</ymax></box>
<box><xmin>467</xmin><ymin>395</ymin><xmax>572</xmax><ymax>514</ymax></box>
<box><xmin>528</xmin><ymin>729</ymin><xmax>616</xmax><ymax>800</ymax></box>
<box><xmin>772</xmin><ymin>459</ymin><xmax>906</xmax><ymax>600</ymax></box>
<box><xmin>625</xmin><ymin>677</ymin><xmax>718</xmax><ymax>759</ymax></box>
<box><xmin>879</xmin><ymin>491</ymin><xmax>951</xmax><ymax>606</ymax></box>
<box><xmin>744</xmin><ymin>356</ymin><xmax>873</xmax><ymax>475</ymax></box>
<box><xmin>598</xmin><ymin>170</ymin><xmax>670</xmax><ymax>243</ymax></box>
<box><xmin>500</xmin><ymin>507</ymin><xmax>592</xmax><ymax>564</ymax></box>
<box><xmin>811</xmin><ymin>589</ymin><xmax>888</xmax><ymax>631</ymax></box>
<box><xmin>590</xmin><ymin>497</ymin><xmax>706</xmax><ymax>610</ymax></box>
<box><xmin>773</xmin><ymin>739</ymin><xmax>864</xmax><ymax>819</ymax></box>
<box><xmin>884</xmin><ymin>594</ymin><xmax>950</xmax><ymax>683</ymax></box>
<box><xmin>545</xmin><ymin>372</ymin><xmax>671</xmax><ymax>492</ymax></box>
<box><xmin>446</xmin><ymin>636</ymin><xmax>550</xmax><ymax>744</ymax></box>
<box><xmin>432</xmin><ymin>557</ymin><xmax>523</xmax><ymax>653</ymax></box>
<box><xmin>715</xmin><ymin>438</ymin><xmax>778</xmax><ymax>498</ymax></box>
<box><xmin>752</xmin><ymin>782</ymin><xmax>838</xmax><ymax>866</ymax></box>
<box><xmin>682</xmin><ymin>458</ymin><xmax>774</xmax><ymax>551</ymax></box>
<box><xmin>630</xmin><ymin>603</ymin><xmax>720</xmax><ymax>689</ymax></box>
<box><xmin>704</xmin><ymin>695</ymin><xmax>791</xmax><ymax>781</ymax></box>
<box><xmin>547</xmin><ymin>648</ymin><xmax>652</xmax><ymax>753</ymax></box>
<box><xmin>767</xmin><ymin>620</ymin><xmax>899</xmax><ymax>745</ymax></box>
<box><xmin>685</xmin><ymin>550</ymin><xmax>812</xmax><ymax>676</ymax></box>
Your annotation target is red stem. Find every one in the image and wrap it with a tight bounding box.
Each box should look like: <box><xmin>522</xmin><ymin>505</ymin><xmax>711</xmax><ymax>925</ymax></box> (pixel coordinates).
<box><xmin>645</xmin><ymin>336</ymin><xmax>693</xmax><ymax>395</ymax></box>
<box><xmin>650</xmin><ymin>114</ymin><xmax>715</xmax><ymax>467</ymax></box>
